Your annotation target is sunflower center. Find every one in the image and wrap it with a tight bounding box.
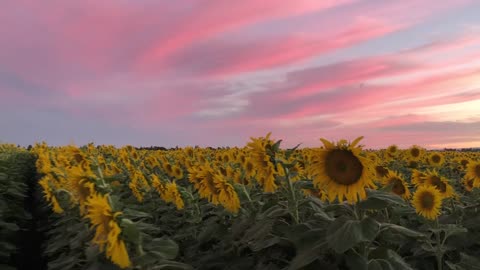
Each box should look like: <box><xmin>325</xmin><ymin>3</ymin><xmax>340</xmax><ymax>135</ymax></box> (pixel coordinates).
<box><xmin>325</xmin><ymin>150</ymin><xmax>363</xmax><ymax>185</ymax></box>
<box><xmin>391</xmin><ymin>178</ymin><xmax>406</xmax><ymax>195</ymax></box>
<box><xmin>461</xmin><ymin>159</ymin><xmax>469</xmax><ymax>167</ymax></box>
<box><xmin>430</xmin><ymin>176</ymin><xmax>446</xmax><ymax>193</ymax></box>
<box><xmin>420</xmin><ymin>192</ymin><xmax>435</xmax><ymax>210</ymax></box>
<box><xmin>431</xmin><ymin>155</ymin><xmax>441</xmax><ymax>163</ymax></box>
<box><xmin>375</xmin><ymin>166</ymin><xmax>388</xmax><ymax>178</ymax></box>
<box><xmin>411</xmin><ymin>148</ymin><xmax>420</xmax><ymax>157</ymax></box>
<box><xmin>475</xmin><ymin>165</ymin><xmax>480</xmax><ymax>178</ymax></box>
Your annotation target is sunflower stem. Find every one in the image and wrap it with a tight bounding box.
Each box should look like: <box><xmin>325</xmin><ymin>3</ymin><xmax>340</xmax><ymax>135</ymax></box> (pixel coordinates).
<box><xmin>283</xmin><ymin>165</ymin><xmax>299</xmax><ymax>224</ymax></box>
<box><xmin>434</xmin><ymin>218</ymin><xmax>444</xmax><ymax>270</ymax></box>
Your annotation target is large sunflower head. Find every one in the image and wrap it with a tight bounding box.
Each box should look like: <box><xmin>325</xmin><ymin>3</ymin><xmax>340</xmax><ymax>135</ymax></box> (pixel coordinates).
<box><xmin>383</xmin><ymin>171</ymin><xmax>411</xmax><ymax>199</ymax></box>
<box><xmin>412</xmin><ymin>185</ymin><xmax>442</xmax><ymax>220</ymax></box>
<box><xmin>465</xmin><ymin>161</ymin><xmax>480</xmax><ymax>188</ymax></box>
<box><xmin>310</xmin><ymin>136</ymin><xmax>376</xmax><ymax>204</ymax></box>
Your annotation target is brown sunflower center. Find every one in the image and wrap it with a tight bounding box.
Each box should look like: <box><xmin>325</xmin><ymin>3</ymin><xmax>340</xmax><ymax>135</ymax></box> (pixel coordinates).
<box><xmin>325</xmin><ymin>150</ymin><xmax>363</xmax><ymax>185</ymax></box>
<box><xmin>410</xmin><ymin>148</ymin><xmax>420</xmax><ymax>157</ymax></box>
<box><xmin>391</xmin><ymin>178</ymin><xmax>406</xmax><ymax>195</ymax></box>
<box><xmin>420</xmin><ymin>192</ymin><xmax>435</xmax><ymax>210</ymax></box>
<box><xmin>475</xmin><ymin>165</ymin><xmax>480</xmax><ymax>178</ymax></box>
<box><xmin>430</xmin><ymin>176</ymin><xmax>446</xmax><ymax>193</ymax></box>
<box><xmin>431</xmin><ymin>155</ymin><xmax>441</xmax><ymax>164</ymax></box>
<box><xmin>375</xmin><ymin>166</ymin><xmax>389</xmax><ymax>178</ymax></box>
<box><xmin>461</xmin><ymin>159</ymin><xmax>469</xmax><ymax>167</ymax></box>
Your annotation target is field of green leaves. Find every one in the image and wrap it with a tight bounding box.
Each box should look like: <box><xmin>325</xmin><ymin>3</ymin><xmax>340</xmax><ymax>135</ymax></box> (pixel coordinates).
<box><xmin>1</xmin><ymin>134</ymin><xmax>480</xmax><ymax>270</ymax></box>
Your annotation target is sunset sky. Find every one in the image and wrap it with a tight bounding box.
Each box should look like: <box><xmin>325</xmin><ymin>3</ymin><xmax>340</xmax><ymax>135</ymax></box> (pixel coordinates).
<box><xmin>1</xmin><ymin>0</ymin><xmax>480</xmax><ymax>149</ymax></box>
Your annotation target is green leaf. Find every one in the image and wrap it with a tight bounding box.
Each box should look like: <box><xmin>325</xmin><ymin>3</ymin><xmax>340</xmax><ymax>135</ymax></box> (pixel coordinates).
<box><xmin>148</xmin><ymin>238</ymin><xmax>179</xmax><ymax>260</ymax></box>
<box><xmin>121</xmin><ymin>218</ymin><xmax>141</xmax><ymax>245</ymax></box>
<box><xmin>345</xmin><ymin>250</ymin><xmax>368</xmax><ymax>270</ymax></box>
<box><xmin>285</xmin><ymin>143</ymin><xmax>302</xmax><ymax>159</ymax></box>
<box><xmin>150</xmin><ymin>260</ymin><xmax>194</xmax><ymax>270</ymax></box>
<box><xmin>441</xmin><ymin>224</ymin><xmax>468</xmax><ymax>239</ymax></box>
<box><xmin>123</xmin><ymin>208</ymin><xmax>152</xmax><ymax>219</ymax></box>
<box><xmin>369</xmin><ymin>247</ymin><xmax>414</xmax><ymax>270</ymax></box>
<box><xmin>380</xmin><ymin>223</ymin><xmax>426</xmax><ymax>239</ymax></box>
<box><xmin>454</xmin><ymin>253</ymin><xmax>480</xmax><ymax>270</ymax></box>
<box><xmin>326</xmin><ymin>216</ymin><xmax>379</xmax><ymax>253</ymax></box>
<box><xmin>0</xmin><ymin>221</ymin><xmax>19</xmax><ymax>231</ymax></box>
<box><xmin>358</xmin><ymin>189</ymin><xmax>407</xmax><ymax>210</ymax></box>
<box><xmin>368</xmin><ymin>259</ymin><xmax>395</xmax><ymax>270</ymax></box>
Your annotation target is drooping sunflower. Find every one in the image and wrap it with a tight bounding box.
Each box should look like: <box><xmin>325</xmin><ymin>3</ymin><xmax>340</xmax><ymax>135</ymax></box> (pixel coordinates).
<box><xmin>309</xmin><ymin>136</ymin><xmax>376</xmax><ymax>204</ymax></box>
<box><xmin>245</xmin><ymin>132</ymin><xmax>278</xmax><ymax>193</ymax></box>
<box><xmin>421</xmin><ymin>170</ymin><xmax>455</xmax><ymax>198</ymax></box>
<box><xmin>84</xmin><ymin>193</ymin><xmax>131</xmax><ymax>269</ymax></box>
<box><xmin>412</xmin><ymin>185</ymin><xmax>442</xmax><ymax>220</ymax></box>
<box><xmin>383</xmin><ymin>171</ymin><xmax>411</xmax><ymax>199</ymax></box>
<box><xmin>427</xmin><ymin>152</ymin><xmax>445</xmax><ymax>167</ymax></box>
<box><xmin>464</xmin><ymin>160</ymin><xmax>480</xmax><ymax>188</ymax></box>
<box><xmin>38</xmin><ymin>175</ymin><xmax>64</xmax><ymax>214</ymax></box>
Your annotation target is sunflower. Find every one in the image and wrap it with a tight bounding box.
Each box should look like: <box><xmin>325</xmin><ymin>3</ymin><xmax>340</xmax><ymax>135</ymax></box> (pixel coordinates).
<box><xmin>375</xmin><ymin>165</ymin><xmax>389</xmax><ymax>179</ymax></box>
<box><xmin>84</xmin><ymin>193</ymin><xmax>131</xmax><ymax>269</ymax></box>
<box><xmin>383</xmin><ymin>171</ymin><xmax>411</xmax><ymax>199</ymax></box>
<box><xmin>465</xmin><ymin>160</ymin><xmax>480</xmax><ymax>188</ymax></box>
<box><xmin>386</xmin><ymin>144</ymin><xmax>399</xmax><ymax>158</ymax></box>
<box><xmin>407</xmin><ymin>145</ymin><xmax>423</xmax><ymax>160</ymax></box>
<box><xmin>411</xmin><ymin>169</ymin><xmax>426</xmax><ymax>186</ymax></box>
<box><xmin>245</xmin><ymin>132</ymin><xmax>278</xmax><ymax>193</ymax></box>
<box><xmin>188</xmin><ymin>162</ymin><xmax>240</xmax><ymax>213</ymax></box>
<box><xmin>455</xmin><ymin>157</ymin><xmax>470</xmax><ymax>170</ymax></box>
<box><xmin>427</xmin><ymin>152</ymin><xmax>445</xmax><ymax>167</ymax></box>
<box><xmin>421</xmin><ymin>170</ymin><xmax>455</xmax><ymax>198</ymax></box>
<box><xmin>309</xmin><ymin>136</ymin><xmax>376</xmax><ymax>204</ymax></box>
<box><xmin>462</xmin><ymin>177</ymin><xmax>475</xmax><ymax>192</ymax></box>
<box><xmin>412</xmin><ymin>185</ymin><xmax>442</xmax><ymax>220</ymax></box>
<box><xmin>38</xmin><ymin>175</ymin><xmax>64</xmax><ymax>214</ymax></box>
<box><xmin>151</xmin><ymin>175</ymin><xmax>184</xmax><ymax>210</ymax></box>
<box><xmin>172</xmin><ymin>165</ymin><xmax>184</xmax><ymax>180</ymax></box>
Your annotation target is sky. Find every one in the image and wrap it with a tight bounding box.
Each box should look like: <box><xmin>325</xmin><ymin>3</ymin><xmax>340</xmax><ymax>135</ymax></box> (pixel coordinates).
<box><xmin>1</xmin><ymin>0</ymin><xmax>480</xmax><ymax>149</ymax></box>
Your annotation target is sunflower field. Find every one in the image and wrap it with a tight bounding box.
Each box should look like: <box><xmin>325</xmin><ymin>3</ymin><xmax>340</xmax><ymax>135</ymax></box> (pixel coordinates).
<box><xmin>1</xmin><ymin>134</ymin><xmax>480</xmax><ymax>270</ymax></box>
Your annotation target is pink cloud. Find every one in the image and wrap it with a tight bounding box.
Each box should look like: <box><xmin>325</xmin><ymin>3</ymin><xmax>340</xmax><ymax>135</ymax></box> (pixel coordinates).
<box><xmin>200</xmin><ymin>18</ymin><xmax>403</xmax><ymax>78</ymax></box>
<box><xmin>133</xmin><ymin>0</ymin><xmax>356</xmax><ymax>72</ymax></box>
